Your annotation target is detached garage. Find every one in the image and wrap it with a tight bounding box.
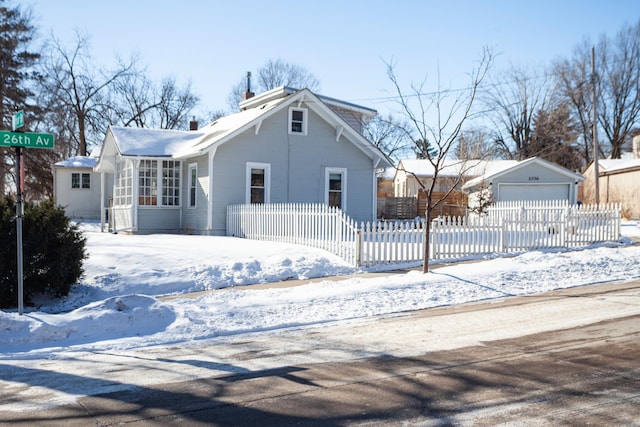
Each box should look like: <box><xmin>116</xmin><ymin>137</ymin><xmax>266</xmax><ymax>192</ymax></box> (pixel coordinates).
<box><xmin>463</xmin><ymin>157</ymin><xmax>584</xmax><ymax>206</ymax></box>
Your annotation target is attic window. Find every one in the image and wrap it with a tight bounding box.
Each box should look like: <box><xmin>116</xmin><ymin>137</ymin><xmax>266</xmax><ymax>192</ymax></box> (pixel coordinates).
<box><xmin>289</xmin><ymin>107</ymin><xmax>308</xmax><ymax>135</ymax></box>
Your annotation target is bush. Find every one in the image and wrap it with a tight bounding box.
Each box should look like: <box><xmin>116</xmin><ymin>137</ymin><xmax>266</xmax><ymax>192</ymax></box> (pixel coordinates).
<box><xmin>0</xmin><ymin>197</ymin><xmax>87</xmax><ymax>308</ymax></box>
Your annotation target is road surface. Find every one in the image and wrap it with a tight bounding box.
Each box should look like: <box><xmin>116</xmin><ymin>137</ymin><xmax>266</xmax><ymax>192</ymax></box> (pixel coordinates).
<box><xmin>1</xmin><ymin>280</ymin><xmax>639</xmax><ymax>426</ymax></box>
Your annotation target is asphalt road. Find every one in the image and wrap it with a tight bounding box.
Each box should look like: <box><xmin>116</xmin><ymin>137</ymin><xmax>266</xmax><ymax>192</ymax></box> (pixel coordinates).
<box><xmin>1</xmin><ymin>281</ymin><xmax>639</xmax><ymax>426</ymax></box>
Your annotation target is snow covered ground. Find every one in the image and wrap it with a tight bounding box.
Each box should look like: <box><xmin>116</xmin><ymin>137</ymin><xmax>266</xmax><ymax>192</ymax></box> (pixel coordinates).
<box><xmin>1</xmin><ymin>220</ymin><xmax>640</xmax><ymax>355</ymax></box>
<box><xmin>1</xmin><ymin>220</ymin><xmax>639</xmax><ymax>411</ymax></box>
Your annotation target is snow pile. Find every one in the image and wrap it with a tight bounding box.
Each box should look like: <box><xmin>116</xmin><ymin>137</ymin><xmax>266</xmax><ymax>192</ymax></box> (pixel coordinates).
<box><xmin>0</xmin><ymin>220</ymin><xmax>639</xmax><ymax>356</ymax></box>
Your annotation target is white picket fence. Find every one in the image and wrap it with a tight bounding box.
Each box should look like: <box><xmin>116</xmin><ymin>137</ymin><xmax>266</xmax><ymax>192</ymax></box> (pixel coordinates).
<box><xmin>227</xmin><ymin>202</ymin><xmax>622</xmax><ymax>267</ymax></box>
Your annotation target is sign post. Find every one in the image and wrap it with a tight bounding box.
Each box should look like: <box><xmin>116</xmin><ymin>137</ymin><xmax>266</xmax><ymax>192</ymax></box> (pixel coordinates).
<box><xmin>2</xmin><ymin>112</ymin><xmax>55</xmax><ymax>315</ymax></box>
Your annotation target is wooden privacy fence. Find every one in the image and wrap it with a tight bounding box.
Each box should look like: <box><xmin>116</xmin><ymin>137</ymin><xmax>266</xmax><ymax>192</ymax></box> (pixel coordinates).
<box><xmin>227</xmin><ymin>202</ymin><xmax>622</xmax><ymax>267</ymax></box>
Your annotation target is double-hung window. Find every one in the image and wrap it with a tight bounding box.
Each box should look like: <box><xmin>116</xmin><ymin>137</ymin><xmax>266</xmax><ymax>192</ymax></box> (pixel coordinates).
<box><xmin>288</xmin><ymin>107</ymin><xmax>308</xmax><ymax>135</ymax></box>
<box><xmin>71</xmin><ymin>172</ymin><xmax>91</xmax><ymax>189</ymax></box>
<box><xmin>325</xmin><ymin>168</ymin><xmax>347</xmax><ymax>209</ymax></box>
<box><xmin>246</xmin><ymin>162</ymin><xmax>271</xmax><ymax>204</ymax></box>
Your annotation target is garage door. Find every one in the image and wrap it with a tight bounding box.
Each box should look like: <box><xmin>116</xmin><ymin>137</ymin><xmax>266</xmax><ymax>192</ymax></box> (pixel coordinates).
<box><xmin>498</xmin><ymin>184</ymin><xmax>570</xmax><ymax>202</ymax></box>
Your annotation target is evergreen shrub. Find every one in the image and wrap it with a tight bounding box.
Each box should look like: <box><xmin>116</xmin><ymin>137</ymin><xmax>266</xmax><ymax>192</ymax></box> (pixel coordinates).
<box><xmin>0</xmin><ymin>197</ymin><xmax>86</xmax><ymax>308</ymax></box>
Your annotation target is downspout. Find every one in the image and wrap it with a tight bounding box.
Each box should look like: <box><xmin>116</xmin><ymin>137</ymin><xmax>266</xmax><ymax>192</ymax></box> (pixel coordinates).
<box><xmin>207</xmin><ymin>147</ymin><xmax>217</xmax><ymax>232</ymax></box>
<box><xmin>373</xmin><ymin>158</ymin><xmax>381</xmax><ymax>221</ymax></box>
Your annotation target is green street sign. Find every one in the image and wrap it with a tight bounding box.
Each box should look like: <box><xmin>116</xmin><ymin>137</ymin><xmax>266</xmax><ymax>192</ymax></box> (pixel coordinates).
<box><xmin>12</xmin><ymin>110</ymin><xmax>24</xmax><ymax>131</ymax></box>
<box><xmin>0</xmin><ymin>131</ymin><xmax>55</xmax><ymax>149</ymax></box>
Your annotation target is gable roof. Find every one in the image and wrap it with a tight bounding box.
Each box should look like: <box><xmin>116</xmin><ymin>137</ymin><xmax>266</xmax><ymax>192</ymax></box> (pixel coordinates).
<box><xmin>95</xmin><ymin>87</ymin><xmax>391</xmax><ymax>170</ymax></box>
<box><xmin>395</xmin><ymin>158</ymin><xmax>517</xmax><ymax>180</ymax></box>
<box><xmin>463</xmin><ymin>157</ymin><xmax>585</xmax><ymax>190</ymax></box>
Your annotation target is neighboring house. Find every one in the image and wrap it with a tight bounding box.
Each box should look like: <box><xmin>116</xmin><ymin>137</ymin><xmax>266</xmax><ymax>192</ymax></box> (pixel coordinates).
<box><xmin>93</xmin><ymin>86</ymin><xmax>392</xmax><ymax>234</ymax></box>
<box><xmin>52</xmin><ymin>155</ymin><xmax>102</xmax><ymax>219</ymax></box>
<box><xmin>582</xmin><ymin>135</ymin><xmax>640</xmax><ymax>219</ymax></box>
<box><xmin>463</xmin><ymin>157</ymin><xmax>584</xmax><ymax>206</ymax></box>
<box><xmin>393</xmin><ymin>158</ymin><xmax>517</xmax><ymax>198</ymax></box>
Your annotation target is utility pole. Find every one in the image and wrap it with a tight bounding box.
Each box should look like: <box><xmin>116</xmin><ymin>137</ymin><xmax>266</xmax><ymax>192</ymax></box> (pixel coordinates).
<box><xmin>592</xmin><ymin>46</ymin><xmax>600</xmax><ymax>206</ymax></box>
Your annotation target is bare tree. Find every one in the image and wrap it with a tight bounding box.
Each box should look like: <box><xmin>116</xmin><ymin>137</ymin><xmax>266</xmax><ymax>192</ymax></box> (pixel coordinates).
<box><xmin>227</xmin><ymin>58</ymin><xmax>320</xmax><ymax>110</ymax></box>
<box><xmin>554</xmin><ymin>40</ymin><xmax>597</xmax><ymax>165</ymax></box>
<box><xmin>386</xmin><ymin>48</ymin><xmax>493</xmax><ymax>272</ymax></box>
<box><xmin>597</xmin><ymin>19</ymin><xmax>640</xmax><ymax>159</ymax></box>
<box><xmin>38</xmin><ymin>31</ymin><xmax>137</xmax><ymax>155</ymax></box>
<box><xmin>453</xmin><ymin>128</ymin><xmax>498</xmax><ymax>160</ymax></box>
<box><xmin>482</xmin><ymin>65</ymin><xmax>553</xmax><ymax>160</ymax></box>
<box><xmin>362</xmin><ymin>114</ymin><xmax>413</xmax><ymax>162</ymax></box>
<box><xmin>112</xmin><ymin>73</ymin><xmax>199</xmax><ymax>129</ymax></box>
<box><xmin>555</xmin><ymin>19</ymin><xmax>640</xmax><ymax>160</ymax></box>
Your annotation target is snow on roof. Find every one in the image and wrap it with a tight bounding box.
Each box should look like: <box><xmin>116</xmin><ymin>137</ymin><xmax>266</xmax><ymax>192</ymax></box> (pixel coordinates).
<box><xmin>110</xmin><ymin>126</ymin><xmax>204</xmax><ymax>156</ymax></box>
<box><xmin>53</xmin><ymin>156</ymin><xmax>99</xmax><ymax>169</ymax></box>
<box><xmin>397</xmin><ymin>159</ymin><xmax>517</xmax><ymax>178</ymax></box>
<box><xmin>175</xmin><ymin>96</ymin><xmax>289</xmax><ymax>157</ymax></box>
<box><xmin>598</xmin><ymin>158</ymin><xmax>640</xmax><ymax>173</ymax></box>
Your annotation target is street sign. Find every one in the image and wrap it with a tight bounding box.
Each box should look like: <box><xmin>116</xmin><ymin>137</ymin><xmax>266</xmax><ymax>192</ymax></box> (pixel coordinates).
<box><xmin>0</xmin><ymin>130</ymin><xmax>55</xmax><ymax>149</ymax></box>
<box><xmin>12</xmin><ymin>110</ymin><xmax>24</xmax><ymax>131</ymax></box>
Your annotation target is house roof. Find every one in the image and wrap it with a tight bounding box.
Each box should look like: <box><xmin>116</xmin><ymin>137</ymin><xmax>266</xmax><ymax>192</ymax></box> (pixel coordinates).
<box><xmin>597</xmin><ymin>158</ymin><xmax>640</xmax><ymax>175</ymax></box>
<box><xmin>95</xmin><ymin>87</ymin><xmax>392</xmax><ymax>170</ymax></box>
<box><xmin>395</xmin><ymin>158</ymin><xmax>517</xmax><ymax>180</ymax></box>
<box><xmin>462</xmin><ymin>157</ymin><xmax>585</xmax><ymax>190</ymax></box>
<box><xmin>53</xmin><ymin>155</ymin><xmax>99</xmax><ymax>169</ymax></box>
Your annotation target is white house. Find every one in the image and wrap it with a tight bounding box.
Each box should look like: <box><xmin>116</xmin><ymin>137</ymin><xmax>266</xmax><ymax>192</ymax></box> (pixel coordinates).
<box><xmin>52</xmin><ymin>155</ymin><xmax>102</xmax><ymax>219</ymax></box>
<box><xmin>463</xmin><ymin>157</ymin><xmax>585</xmax><ymax>205</ymax></box>
<box><xmin>93</xmin><ymin>86</ymin><xmax>392</xmax><ymax>234</ymax></box>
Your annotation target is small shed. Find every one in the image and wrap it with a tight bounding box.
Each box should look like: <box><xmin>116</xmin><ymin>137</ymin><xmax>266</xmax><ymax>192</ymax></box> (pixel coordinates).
<box><xmin>52</xmin><ymin>155</ymin><xmax>102</xmax><ymax>219</ymax></box>
<box><xmin>463</xmin><ymin>157</ymin><xmax>584</xmax><ymax>205</ymax></box>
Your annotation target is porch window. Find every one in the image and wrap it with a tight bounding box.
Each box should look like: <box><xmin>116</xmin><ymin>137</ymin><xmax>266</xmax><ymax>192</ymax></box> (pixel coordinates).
<box><xmin>246</xmin><ymin>162</ymin><xmax>271</xmax><ymax>204</ymax></box>
<box><xmin>139</xmin><ymin>160</ymin><xmax>158</xmax><ymax>205</ymax></box>
<box><xmin>71</xmin><ymin>172</ymin><xmax>91</xmax><ymax>189</ymax></box>
<box><xmin>137</xmin><ymin>159</ymin><xmax>181</xmax><ymax>207</ymax></box>
<box><xmin>114</xmin><ymin>158</ymin><xmax>133</xmax><ymax>206</ymax></box>
<box><xmin>325</xmin><ymin>168</ymin><xmax>347</xmax><ymax>209</ymax></box>
<box><xmin>162</xmin><ymin>160</ymin><xmax>180</xmax><ymax>206</ymax></box>
<box><xmin>188</xmin><ymin>163</ymin><xmax>197</xmax><ymax>208</ymax></box>
<box><xmin>288</xmin><ymin>107</ymin><xmax>308</xmax><ymax>135</ymax></box>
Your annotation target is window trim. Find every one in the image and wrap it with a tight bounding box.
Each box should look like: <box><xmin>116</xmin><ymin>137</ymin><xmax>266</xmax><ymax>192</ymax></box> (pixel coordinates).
<box><xmin>71</xmin><ymin>172</ymin><xmax>91</xmax><ymax>189</ymax></box>
<box><xmin>246</xmin><ymin>162</ymin><xmax>271</xmax><ymax>204</ymax></box>
<box><xmin>137</xmin><ymin>158</ymin><xmax>181</xmax><ymax>207</ymax></box>
<box><xmin>325</xmin><ymin>167</ymin><xmax>347</xmax><ymax>210</ymax></box>
<box><xmin>188</xmin><ymin>163</ymin><xmax>197</xmax><ymax>209</ymax></box>
<box><xmin>288</xmin><ymin>107</ymin><xmax>308</xmax><ymax>135</ymax></box>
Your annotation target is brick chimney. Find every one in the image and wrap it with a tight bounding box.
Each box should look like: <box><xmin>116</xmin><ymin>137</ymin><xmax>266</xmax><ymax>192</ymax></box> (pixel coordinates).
<box><xmin>189</xmin><ymin>116</ymin><xmax>198</xmax><ymax>131</ymax></box>
<box><xmin>242</xmin><ymin>71</ymin><xmax>255</xmax><ymax>100</ymax></box>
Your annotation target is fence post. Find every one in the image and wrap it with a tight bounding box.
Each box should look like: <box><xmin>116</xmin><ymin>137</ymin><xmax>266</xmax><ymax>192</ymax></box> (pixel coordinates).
<box><xmin>355</xmin><ymin>227</ymin><xmax>363</xmax><ymax>267</ymax></box>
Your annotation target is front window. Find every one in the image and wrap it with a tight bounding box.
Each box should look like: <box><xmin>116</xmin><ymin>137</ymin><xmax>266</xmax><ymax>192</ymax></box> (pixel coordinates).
<box><xmin>162</xmin><ymin>160</ymin><xmax>180</xmax><ymax>206</ymax></box>
<box><xmin>289</xmin><ymin>107</ymin><xmax>308</xmax><ymax>135</ymax></box>
<box><xmin>188</xmin><ymin>163</ymin><xmax>197</xmax><ymax>208</ymax></box>
<box><xmin>246</xmin><ymin>162</ymin><xmax>271</xmax><ymax>204</ymax></box>
<box><xmin>71</xmin><ymin>172</ymin><xmax>91</xmax><ymax>189</ymax></box>
<box><xmin>137</xmin><ymin>159</ymin><xmax>181</xmax><ymax>207</ymax></box>
<box><xmin>326</xmin><ymin>168</ymin><xmax>347</xmax><ymax>209</ymax></box>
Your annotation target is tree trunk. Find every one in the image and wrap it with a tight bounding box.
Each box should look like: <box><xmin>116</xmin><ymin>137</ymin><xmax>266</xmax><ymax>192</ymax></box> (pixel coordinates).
<box><xmin>422</xmin><ymin>200</ymin><xmax>432</xmax><ymax>273</ymax></box>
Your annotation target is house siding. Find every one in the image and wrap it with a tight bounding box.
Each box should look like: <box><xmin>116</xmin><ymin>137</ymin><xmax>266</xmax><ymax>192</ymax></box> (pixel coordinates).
<box><xmin>137</xmin><ymin>207</ymin><xmax>181</xmax><ymax>233</ymax></box>
<box><xmin>583</xmin><ymin>164</ymin><xmax>640</xmax><ymax>219</ymax></box>
<box><xmin>53</xmin><ymin>168</ymin><xmax>102</xmax><ymax>219</ymax></box>
<box><xmin>205</xmin><ymin>106</ymin><xmax>376</xmax><ymax>235</ymax></box>
<box><xmin>181</xmin><ymin>154</ymin><xmax>210</xmax><ymax>233</ymax></box>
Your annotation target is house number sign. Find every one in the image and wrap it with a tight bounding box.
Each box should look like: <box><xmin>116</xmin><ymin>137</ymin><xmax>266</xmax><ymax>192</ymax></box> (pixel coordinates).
<box><xmin>528</xmin><ymin>176</ymin><xmax>540</xmax><ymax>181</ymax></box>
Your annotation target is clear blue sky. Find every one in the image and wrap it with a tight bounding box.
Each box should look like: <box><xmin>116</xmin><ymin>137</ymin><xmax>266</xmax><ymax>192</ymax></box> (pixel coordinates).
<box><xmin>26</xmin><ymin>0</ymin><xmax>640</xmax><ymax>120</ymax></box>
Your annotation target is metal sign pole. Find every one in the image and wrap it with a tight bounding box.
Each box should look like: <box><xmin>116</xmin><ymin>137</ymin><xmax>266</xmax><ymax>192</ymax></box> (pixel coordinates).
<box><xmin>15</xmin><ymin>146</ymin><xmax>24</xmax><ymax>315</ymax></box>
